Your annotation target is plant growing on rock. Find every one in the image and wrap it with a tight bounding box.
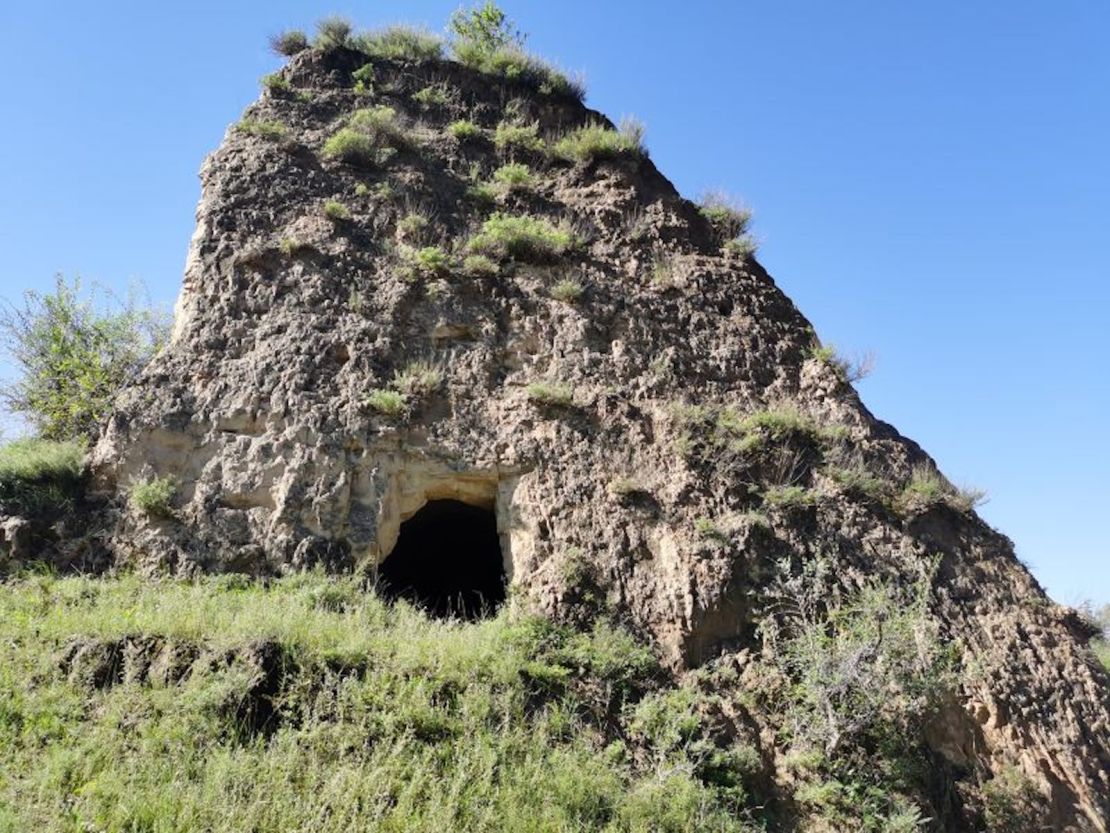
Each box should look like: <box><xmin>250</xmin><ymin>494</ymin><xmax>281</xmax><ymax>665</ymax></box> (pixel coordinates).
<box><xmin>491</xmin><ymin>162</ymin><xmax>536</xmax><ymax>194</ymax></box>
<box><xmin>399</xmin><ymin>246</ymin><xmax>451</xmax><ymax>280</ymax></box>
<box><xmin>236</xmin><ymin>119</ymin><xmax>290</xmax><ymax>143</ymax></box>
<box><xmin>0</xmin><ymin>439</ymin><xmax>84</xmax><ymax>517</ymax></box>
<box><xmin>467</xmin><ymin>213</ymin><xmax>576</xmax><ymax>262</ymax></box>
<box><xmin>550</xmin><ymin>278</ymin><xmax>584</xmax><ymax>303</ymax></box>
<box><xmin>462</xmin><ymin>254</ymin><xmax>499</xmax><ymax>277</ymax></box>
<box><xmin>323</xmin><ymin>107</ymin><xmax>409</xmax><ymax>167</ymax></box>
<box><xmin>699</xmin><ymin>191</ymin><xmax>757</xmax><ymax>255</ymax></box>
<box><xmin>269</xmin><ymin>29</ymin><xmax>309</xmax><ymax>57</ymax></box>
<box><xmin>448</xmin><ymin>120</ymin><xmax>482</xmax><ymax>140</ymax></box>
<box><xmin>391</xmin><ymin>361</ymin><xmax>443</xmax><ymax>396</ymax></box>
<box><xmin>526</xmin><ymin>381</ymin><xmax>574</xmax><ymax>406</ymax></box>
<box><xmin>899</xmin><ymin>464</ymin><xmax>986</xmax><ymax>514</ymax></box>
<box><xmin>413</xmin><ymin>85</ymin><xmax>450</xmax><ymax>108</ymax></box>
<box><xmin>323</xmin><ymin>201</ymin><xmax>351</xmax><ymax>222</ymax></box>
<box><xmin>313</xmin><ymin>16</ymin><xmax>353</xmax><ymax>51</ymax></box>
<box><xmin>365</xmin><ymin>388</ymin><xmax>406</xmax><ymax>416</ymax></box>
<box><xmin>130</xmin><ymin>475</ymin><xmax>176</xmax><ymax>518</ymax></box>
<box><xmin>553</xmin><ymin>119</ymin><xmax>646</xmax><ymax>163</ymax></box>
<box><xmin>493</xmin><ymin>120</ymin><xmax>545</xmax><ymax>154</ymax></box>
<box><xmin>354</xmin><ymin>25</ymin><xmax>445</xmax><ymax>62</ymax></box>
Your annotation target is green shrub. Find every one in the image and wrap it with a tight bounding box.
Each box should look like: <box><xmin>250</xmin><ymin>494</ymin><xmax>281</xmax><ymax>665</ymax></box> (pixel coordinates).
<box><xmin>456</xmin><ymin>43</ymin><xmax>585</xmax><ymax>101</ymax></box>
<box><xmin>982</xmin><ymin>767</ymin><xmax>1046</xmax><ymax>832</ymax></box>
<box><xmin>467</xmin><ymin>182</ymin><xmax>498</xmax><ymax>206</ymax></box>
<box><xmin>491</xmin><ymin>162</ymin><xmax>535</xmax><ymax>193</ymax></box>
<box><xmin>399</xmin><ymin>246</ymin><xmax>451</xmax><ymax>280</ymax></box>
<box><xmin>392</xmin><ymin>361</ymin><xmax>443</xmax><ymax>396</ymax></box>
<box><xmin>694</xmin><ymin>517</ymin><xmax>729</xmax><ymax>543</ymax></box>
<box><xmin>699</xmin><ymin>192</ymin><xmax>757</xmax><ymax>255</ymax></box>
<box><xmin>314</xmin><ymin>16</ymin><xmax>353</xmax><ymax>51</ymax></box>
<box><xmin>279</xmin><ymin>237</ymin><xmax>313</xmax><ymax>257</ymax></box>
<box><xmin>448</xmin><ymin>120</ymin><xmax>482</xmax><ymax>140</ymax></box>
<box><xmin>0</xmin><ymin>276</ymin><xmax>170</xmax><ymax>441</ymax></box>
<box><xmin>467</xmin><ymin>213</ymin><xmax>576</xmax><ymax>262</ymax></box>
<box><xmin>0</xmin><ymin>439</ymin><xmax>84</xmax><ymax>516</ymax></box>
<box><xmin>396</xmin><ymin>212</ymin><xmax>429</xmax><ymax>241</ymax></box>
<box><xmin>550</xmin><ymin>278</ymin><xmax>583</xmax><ymax>303</ymax></box>
<box><xmin>365</xmin><ymin>388</ymin><xmax>406</xmax><ymax>416</ymax></box>
<box><xmin>413</xmin><ymin>85</ymin><xmax>450</xmax><ymax>107</ymax></box>
<box><xmin>553</xmin><ymin>120</ymin><xmax>645</xmax><ymax>163</ymax></box>
<box><xmin>261</xmin><ymin>72</ymin><xmax>291</xmax><ymax>94</ymax></box>
<box><xmin>322</xmin><ymin>130</ymin><xmax>374</xmax><ymax>166</ymax></box>
<box><xmin>351</xmin><ymin>63</ymin><xmax>375</xmax><ymax>93</ymax></box>
<box><xmin>323</xmin><ymin>201</ymin><xmax>350</xmax><ymax>222</ymax></box>
<box><xmin>269</xmin><ymin>30</ymin><xmax>309</xmax><ymax>57</ymax></box>
<box><xmin>526</xmin><ymin>381</ymin><xmax>574</xmax><ymax>406</ymax></box>
<box><xmin>462</xmin><ymin>254</ymin><xmax>499</xmax><ymax>277</ymax></box>
<box><xmin>354</xmin><ymin>183</ymin><xmax>371</xmax><ymax>198</ymax></box>
<box><xmin>236</xmin><ymin>119</ymin><xmax>290</xmax><ymax>142</ymax></box>
<box><xmin>763</xmin><ymin>484</ymin><xmax>816</xmax><ymax>509</ymax></box>
<box><xmin>129</xmin><ymin>475</ymin><xmax>176</xmax><ymax>518</ymax></box>
<box><xmin>900</xmin><ymin>464</ymin><xmax>986</xmax><ymax>513</ymax></box>
<box><xmin>493</xmin><ymin>120</ymin><xmax>545</xmax><ymax>153</ymax></box>
<box><xmin>809</xmin><ymin>344</ymin><xmax>874</xmax><ymax>384</ymax></box>
<box><xmin>449</xmin><ymin>1</ymin><xmax>525</xmax><ymax>55</ymax></box>
<box><xmin>322</xmin><ymin>107</ymin><xmax>408</xmax><ymax>167</ymax></box>
<box><xmin>354</xmin><ymin>25</ymin><xmax>445</xmax><ymax>62</ymax></box>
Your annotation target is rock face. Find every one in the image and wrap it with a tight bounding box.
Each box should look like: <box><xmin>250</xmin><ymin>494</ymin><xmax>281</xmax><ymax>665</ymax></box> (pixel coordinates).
<box><xmin>90</xmin><ymin>46</ymin><xmax>1109</xmax><ymax>830</ymax></box>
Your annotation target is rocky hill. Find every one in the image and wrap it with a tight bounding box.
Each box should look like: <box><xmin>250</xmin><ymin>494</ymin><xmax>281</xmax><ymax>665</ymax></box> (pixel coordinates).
<box><xmin>2</xmin><ymin>15</ymin><xmax>1107</xmax><ymax>832</ymax></box>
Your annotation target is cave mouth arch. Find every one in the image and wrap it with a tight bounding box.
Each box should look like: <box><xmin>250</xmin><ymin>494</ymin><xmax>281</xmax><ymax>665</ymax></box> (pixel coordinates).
<box><xmin>378</xmin><ymin>498</ymin><xmax>506</xmax><ymax>621</ymax></box>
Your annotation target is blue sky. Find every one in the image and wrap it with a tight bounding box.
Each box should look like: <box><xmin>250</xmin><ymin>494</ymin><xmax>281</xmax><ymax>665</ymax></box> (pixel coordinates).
<box><xmin>1</xmin><ymin>2</ymin><xmax>1106</xmax><ymax>603</ymax></box>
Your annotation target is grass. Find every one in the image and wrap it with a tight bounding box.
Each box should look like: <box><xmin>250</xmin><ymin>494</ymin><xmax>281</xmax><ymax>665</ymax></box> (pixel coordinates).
<box><xmin>354</xmin><ymin>25</ymin><xmax>445</xmax><ymax>62</ymax></box>
<box><xmin>553</xmin><ymin>120</ymin><xmax>645</xmax><ymax>163</ymax></box>
<box><xmin>279</xmin><ymin>237</ymin><xmax>313</xmax><ymax>257</ymax></box>
<box><xmin>0</xmin><ymin>438</ymin><xmax>84</xmax><ymax>517</ymax></box>
<box><xmin>698</xmin><ymin>192</ymin><xmax>757</xmax><ymax>255</ymax></box>
<box><xmin>236</xmin><ymin>119</ymin><xmax>290</xmax><ymax>143</ymax></box>
<box><xmin>550</xmin><ymin>278</ymin><xmax>584</xmax><ymax>303</ymax></box>
<box><xmin>526</xmin><ymin>382</ymin><xmax>574</xmax><ymax>407</ymax></box>
<box><xmin>323</xmin><ymin>107</ymin><xmax>409</xmax><ymax>167</ymax></box>
<box><xmin>352</xmin><ymin>63</ymin><xmax>375</xmax><ymax>93</ymax></box>
<box><xmin>462</xmin><ymin>254</ymin><xmax>499</xmax><ymax>277</ymax></box>
<box><xmin>454</xmin><ymin>43</ymin><xmax>585</xmax><ymax>101</ymax></box>
<box><xmin>324</xmin><ymin>200</ymin><xmax>351</xmax><ymax>222</ymax></box>
<box><xmin>491</xmin><ymin>162</ymin><xmax>536</xmax><ymax>193</ymax></box>
<box><xmin>762</xmin><ymin>484</ymin><xmax>817</xmax><ymax>509</ymax></box>
<box><xmin>396</xmin><ymin>212</ymin><xmax>430</xmax><ymax>240</ymax></box>
<box><xmin>323</xmin><ymin>129</ymin><xmax>377</xmax><ymax>165</ymax></box>
<box><xmin>467</xmin><ymin>213</ymin><xmax>576</xmax><ymax>262</ymax></box>
<box><xmin>413</xmin><ymin>85</ymin><xmax>450</xmax><ymax>107</ymax></box>
<box><xmin>399</xmin><ymin>246</ymin><xmax>451</xmax><ymax>280</ymax></box>
<box><xmin>129</xmin><ymin>475</ymin><xmax>176</xmax><ymax>518</ymax></box>
<box><xmin>0</xmin><ymin>571</ymin><xmax>761</xmax><ymax>831</ymax></box>
<box><xmin>314</xmin><ymin>16</ymin><xmax>353</xmax><ymax>51</ymax></box>
<box><xmin>365</xmin><ymin>389</ymin><xmax>406</xmax><ymax>416</ymax></box>
<box><xmin>900</xmin><ymin>464</ymin><xmax>987</xmax><ymax>513</ymax></box>
<box><xmin>269</xmin><ymin>30</ymin><xmax>309</xmax><ymax>57</ymax></box>
<box><xmin>494</xmin><ymin>120</ymin><xmax>546</xmax><ymax>154</ymax></box>
<box><xmin>448</xmin><ymin>120</ymin><xmax>482</xmax><ymax>140</ymax></box>
<box><xmin>391</xmin><ymin>361</ymin><xmax>443</xmax><ymax>396</ymax></box>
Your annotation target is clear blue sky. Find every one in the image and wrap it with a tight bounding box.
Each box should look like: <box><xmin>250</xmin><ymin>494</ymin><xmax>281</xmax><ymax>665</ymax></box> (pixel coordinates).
<box><xmin>1</xmin><ymin>2</ymin><xmax>1106</xmax><ymax>604</ymax></box>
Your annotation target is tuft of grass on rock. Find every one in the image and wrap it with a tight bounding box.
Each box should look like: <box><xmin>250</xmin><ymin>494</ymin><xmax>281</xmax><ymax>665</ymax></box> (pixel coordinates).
<box><xmin>493</xmin><ymin>120</ymin><xmax>545</xmax><ymax>154</ymax></box>
<box><xmin>468</xmin><ymin>213</ymin><xmax>576</xmax><ymax>263</ymax></box>
<box><xmin>455</xmin><ymin>43</ymin><xmax>585</xmax><ymax>101</ymax></box>
<box><xmin>354</xmin><ymin>25</ymin><xmax>445</xmax><ymax>62</ymax></box>
<box><xmin>448</xmin><ymin>120</ymin><xmax>482</xmax><ymax>140</ymax></box>
<box><xmin>762</xmin><ymin>484</ymin><xmax>817</xmax><ymax>509</ymax></box>
<box><xmin>553</xmin><ymin>120</ymin><xmax>645</xmax><ymax>163</ymax></box>
<box><xmin>392</xmin><ymin>361</ymin><xmax>443</xmax><ymax>397</ymax></box>
<box><xmin>550</xmin><ymin>278</ymin><xmax>584</xmax><ymax>303</ymax></box>
<box><xmin>491</xmin><ymin>162</ymin><xmax>536</xmax><ymax>194</ymax></box>
<box><xmin>413</xmin><ymin>85</ymin><xmax>450</xmax><ymax>107</ymax></box>
<box><xmin>129</xmin><ymin>475</ymin><xmax>176</xmax><ymax>518</ymax></box>
<box><xmin>236</xmin><ymin>119</ymin><xmax>290</xmax><ymax>143</ymax></box>
<box><xmin>526</xmin><ymin>381</ymin><xmax>574</xmax><ymax>407</ymax></box>
<box><xmin>323</xmin><ymin>107</ymin><xmax>409</xmax><ymax>167</ymax></box>
<box><xmin>900</xmin><ymin>464</ymin><xmax>986</xmax><ymax>514</ymax></box>
<box><xmin>365</xmin><ymin>388</ymin><xmax>406</xmax><ymax>416</ymax></box>
<box><xmin>314</xmin><ymin>16</ymin><xmax>353</xmax><ymax>51</ymax></box>
<box><xmin>399</xmin><ymin>246</ymin><xmax>451</xmax><ymax>280</ymax></box>
<box><xmin>270</xmin><ymin>30</ymin><xmax>309</xmax><ymax>57</ymax></box>
<box><xmin>323</xmin><ymin>201</ymin><xmax>351</xmax><ymax>222</ymax></box>
<box><xmin>462</xmin><ymin>254</ymin><xmax>499</xmax><ymax>277</ymax></box>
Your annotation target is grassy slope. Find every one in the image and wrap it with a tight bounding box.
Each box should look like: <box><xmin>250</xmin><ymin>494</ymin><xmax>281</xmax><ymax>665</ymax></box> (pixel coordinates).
<box><xmin>0</xmin><ymin>573</ymin><xmax>760</xmax><ymax>833</ymax></box>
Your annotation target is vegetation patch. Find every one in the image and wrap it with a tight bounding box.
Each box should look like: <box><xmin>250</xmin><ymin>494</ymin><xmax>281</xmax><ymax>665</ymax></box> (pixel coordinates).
<box><xmin>468</xmin><ymin>213</ymin><xmax>576</xmax><ymax>262</ymax></box>
<box><xmin>526</xmin><ymin>381</ymin><xmax>574</xmax><ymax>407</ymax></box>
<box><xmin>270</xmin><ymin>29</ymin><xmax>309</xmax><ymax>57</ymax></box>
<box><xmin>491</xmin><ymin>162</ymin><xmax>536</xmax><ymax>194</ymax></box>
<box><xmin>313</xmin><ymin>16</ymin><xmax>353</xmax><ymax>51</ymax></box>
<box><xmin>462</xmin><ymin>254</ymin><xmax>499</xmax><ymax>277</ymax></box>
<box><xmin>448</xmin><ymin>120</ymin><xmax>482</xmax><ymax>141</ymax></box>
<box><xmin>399</xmin><ymin>246</ymin><xmax>451</xmax><ymax>280</ymax></box>
<box><xmin>391</xmin><ymin>361</ymin><xmax>443</xmax><ymax>397</ymax></box>
<box><xmin>899</xmin><ymin>464</ymin><xmax>986</xmax><ymax>514</ymax></box>
<box><xmin>236</xmin><ymin>119</ymin><xmax>290</xmax><ymax>143</ymax></box>
<box><xmin>0</xmin><ymin>439</ymin><xmax>84</xmax><ymax>517</ymax></box>
<box><xmin>365</xmin><ymin>388</ymin><xmax>406</xmax><ymax>416</ymax></box>
<box><xmin>354</xmin><ymin>25</ymin><xmax>445</xmax><ymax>62</ymax></box>
<box><xmin>493</xmin><ymin>120</ymin><xmax>546</xmax><ymax>154</ymax></box>
<box><xmin>323</xmin><ymin>107</ymin><xmax>409</xmax><ymax>167</ymax></box>
<box><xmin>553</xmin><ymin>120</ymin><xmax>645</xmax><ymax>163</ymax></box>
<box><xmin>129</xmin><ymin>475</ymin><xmax>176</xmax><ymax>518</ymax></box>
<box><xmin>699</xmin><ymin>192</ymin><xmax>757</xmax><ymax>255</ymax></box>
<box><xmin>323</xmin><ymin>200</ymin><xmax>351</xmax><ymax>222</ymax></box>
<box><xmin>413</xmin><ymin>85</ymin><xmax>450</xmax><ymax>108</ymax></box>
<box><xmin>550</xmin><ymin>278</ymin><xmax>584</xmax><ymax>303</ymax></box>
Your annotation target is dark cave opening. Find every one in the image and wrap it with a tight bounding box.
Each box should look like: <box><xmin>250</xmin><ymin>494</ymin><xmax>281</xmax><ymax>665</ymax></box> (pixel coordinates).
<box><xmin>379</xmin><ymin>499</ymin><xmax>506</xmax><ymax>620</ymax></box>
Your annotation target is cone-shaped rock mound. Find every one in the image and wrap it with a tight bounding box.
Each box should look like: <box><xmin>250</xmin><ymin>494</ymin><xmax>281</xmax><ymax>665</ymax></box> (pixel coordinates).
<box><xmin>89</xmin><ymin>39</ymin><xmax>1109</xmax><ymax>830</ymax></box>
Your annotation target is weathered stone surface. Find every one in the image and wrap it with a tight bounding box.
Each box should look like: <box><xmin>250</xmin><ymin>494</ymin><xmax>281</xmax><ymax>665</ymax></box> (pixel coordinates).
<box><xmin>89</xmin><ymin>47</ymin><xmax>1109</xmax><ymax>829</ymax></box>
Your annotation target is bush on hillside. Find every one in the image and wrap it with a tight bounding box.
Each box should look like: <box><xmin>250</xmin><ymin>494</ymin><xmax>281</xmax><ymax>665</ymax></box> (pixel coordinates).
<box><xmin>0</xmin><ymin>276</ymin><xmax>170</xmax><ymax>441</ymax></box>
<box><xmin>467</xmin><ymin>213</ymin><xmax>576</xmax><ymax>262</ymax></box>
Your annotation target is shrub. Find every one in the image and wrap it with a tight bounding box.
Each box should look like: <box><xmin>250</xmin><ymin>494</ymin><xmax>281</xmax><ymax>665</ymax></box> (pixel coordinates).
<box><xmin>351</xmin><ymin>63</ymin><xmax>375</xmax><ymax>93</ymax></box>
<box><xmin>763</xmin><ymin>484</ymin><xmax>816</xmax><ymax>509</ymax></box>
<box><xmin>0</xmin><ymin>276</ymin><xmax>170</xmax><ymax>441</ymax></box>
<box><xmin>456</xmin><ymin>44</ymin><xmax>585</xmax><ymax>101</ymax></box>
<box><xmin>809</xmin><ymin>344</ymin><xmax>875</xmax><ymax>384</ymax></box>
<box><xmin>491</xmin><ymin>162</ymin><xmax>535</xmax><ymax>193</ymax></box>
<box><xmin>462</xmin><ymin>254</ymin><xmax>499</xmax><ymax>277</ymax></box>
<box><xmin>412</xmin><ymin>85</ymin><xmax>449</xmax><ymax>107</ymax></box>
<box><xmin>323</xmin><ymin>201</ymin><xmax>351</xmax><ymax>222</ymax></box>
<box><xmin>900</xmin><ymin>464</ymin><xmax>986</xmax><ymax>513</ymax></box>
<box><xmin>365</xmin><ymin>389</ymin><xmax>406</xmax><ymax>416</ymax></box>
<box><xmin>467</xmin><ymin>182</ymin><xmax>497</xmax><ymax>206</ymax></box>
<box><xmin>399</xmin><ymin>247</ymin><xmax>450</xmax><ymax>280</ymax></box>
<box><xmin>323</xmin><ymin>130</ymin><xmax>375</xmax><ymax>165</ymax></box>
<box><xmin>314</xmin><ymin>16</ymin><xmax>353</xmax><ymax>51</ymax></box>
<box><xmin>323</xmin><ymin>107</ymin><xmax>408</xmax><ymax>167</ymax></box>
<box><xmin>449</xmin><ymin>1</ymin><xmax>525</xmax><ymax>55</ymax></box>
<box><xmin>392</xmin><ymin>361</ymin><xmax>443</xmax><ymax>396</ymax></box>
<box><xmin>448</xmin><ymin>120</ymin><xmax>482</xmax><ymax>140</ymax></box>
<box><xmin>354</xmin><ymin>26</ymin><xmax>445</xmax><ymax>62</ymax></box>
<box><xmin>0</xmin><ymin>439</ymin><xmax>84</xmax><ymax>517</ymax></box>
<box><xmin>396</xmin><ymin>212</ymin><xmax>429</xmax><ymax>241</ymax></box>
<box><xmin>236</xmin><ymin>119</ymin><xmax>290</xmax><ymax>143</ymax></box>
<box><xmin>723</xmin><ymin>236</ymin><xmax>758</xmax><ymax>258</ymax></box>
<box><xmin>493</xmin><ymin>120</ymin><xmax>545</xmax><ymax>153</ymax></box>
<box><xmin>526</xmin><ymin>381</ymin><xmax>574</xmax><ymax>406</ymax></box>
<box><xmin>261</xmin><ymin>72</ymin><xmax>291</xmax><ymax>94</ymax></box>
<box><xmin>467</xmin><ymin>213</ymin><xmax>576</xmax><ymax>262</ymax></box>
<box><xmin>129</xmin><ymin>475</ymin><xmax>176</xmax><ymax>518</ymax></box>
<box><xmin>269</xmin><ymin>30</ymin><xmax>309</xmax><ymax>57</ymax></box>
<box><xmin>981</xmin><ymin>767</ymin><xmax>1046</xmax><ymax>832</ymax></box>
<box><xmin>550</xmin><ymin>279</ymin><xmax>583</xmax><ymax>303</ymax></box>
<box><xmin>354</xmin><ymin>183</ymin><xmax>371</xmax><ymax>198</ymax></box>
<box><xmin>552</xmin><ymin>120</ymin><xmax>645</xmax><ymax>163</ymax></box>
<box><xmin>279</xmin><ymin>237</ymin><xmax>312</xmax><ymax>257</ymax></box>
<box><xmin>699</xmin><ymin>192</ymin><xmax>752</xmax><ymax>240</ymax></box>
<box><xmin>694</xmin><ymin>517</ymin><xmax>729</xmax><ymax>543</ymax></box>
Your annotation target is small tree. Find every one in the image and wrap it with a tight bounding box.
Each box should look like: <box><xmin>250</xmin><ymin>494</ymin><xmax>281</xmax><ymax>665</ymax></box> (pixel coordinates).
<box><xmin>0</xmin><ymin>276</ymin><xmax>170</xmax><ymax>441</ymax></box>
<box><xmin>449</xmin><ymin>1</ymin><xmax>525</xmax><ymax>54</ymax></box>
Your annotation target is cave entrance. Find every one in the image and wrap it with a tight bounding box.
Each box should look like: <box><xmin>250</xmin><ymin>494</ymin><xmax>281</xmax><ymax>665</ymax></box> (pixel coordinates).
<box><xmin>379</xmin><ymin>499</ymin><xmax>506</xmax><ymax>620</ymax></box>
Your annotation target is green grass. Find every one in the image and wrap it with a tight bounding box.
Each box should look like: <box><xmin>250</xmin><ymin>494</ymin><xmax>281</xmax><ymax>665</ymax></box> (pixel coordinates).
<box><xmin>0</xmin><ymin>438</ymin><xmax>84</xmax><ymax>517</ymax></box>
<box><xmin>900</xmin><ymin>464</ymin><xmax>986</xmax><ymax>513</ymax></box>
<box><xmin>526</xmin><ymin>382</ymin><xmax>574</xmax><ymax>407</ymax></box>
<box><xmin>550</xmin><ymin>278</ymin><xmax>584</xmax><ymax>303</ymax></box>
<box><xmin>0</xmin><ymin>572</ymin><xmax>760</xmax><ymax>831</ymax></box>
<box><xmin>468</xmin><ymin>213</ymin><xmax>576</xmax><ymax>263</ymax></box>
<box><xmin>365</xmin><ymin>388</ymin><xmax>407</xmax><ymax>416</ymax></box>
<box><xmin>314</xmin><ymin>16</ymin><xmax>353</xmax><ymax>51</ymax></box>
<box><xmin>324</xmin><ymin>200</ymin><xmax>351</xmax><ymax>222</ymax></box>
<box><xmin>323</xmin><ymin>107</ymin><xmax>409</xmax><ymax>167</ymax></box>
<box><xmin>413</xmin><ymin>85</ymin><xmax>450</xmax><ymax>107</ymax></box>
<box><xmin>491</xmin><ymin>162</ymin><xmax>536</xmax><ymax>193</ymax></box>
<box><xmin>553</xmin><ymin>121</ymin><xmax>645</xmax><ymax>163</ymax></box>
<box><xmin>129</xmin><ymin>475</ymin><xmax>176</xmax><ymax>518</ymax></box>
<box><xmin>493</xmin><ymin>120</ymin><xmax>546</xmax><ymax>153</ymax></box>
<box><xmin>399</xmin><ymin>246</ymin><xmax>451</xmax><ymax>280</ymax></box>
<box><xmin>454</xmin><ymin>43</ymin><xmax>585</xmax><ymax>101</ymax></box>
<box><xmin>392</xmin><ymin>361</ymin><xmax>443</xmax><ymax>396</ymax></box>
<box><xmin>354</xmin><ymin>25</ymin><xmax>445</xmax><ymax>62</ymax></box>
<box><xmin>462</xmin><ymin>254</ymin><xmax>499</xmax><ymax>277</ymax></box>
<box><xmin>236</xmin><ymin>119</ymin><xmax>290</xmax><ymax>143</ymax></box>
<box><xmin>448</xmin><ymin>120</ymin><xmax>482</xmax><ymax>140</ymax></box>
<box><xmin>269</xmin><ymin>30</ymin><xmax>309</xmax><ymax>57</ymax></box>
